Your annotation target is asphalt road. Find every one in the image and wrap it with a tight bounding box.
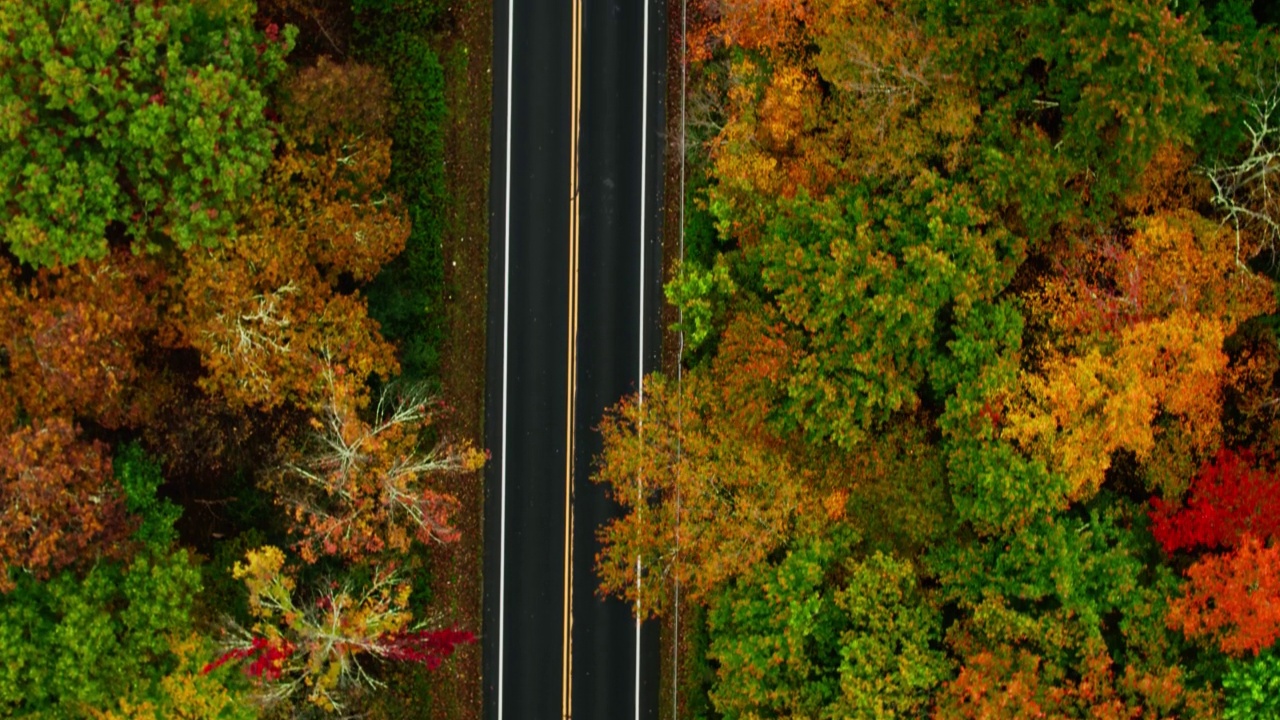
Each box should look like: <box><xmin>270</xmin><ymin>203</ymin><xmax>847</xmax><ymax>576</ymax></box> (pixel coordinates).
<box><xmin>484</xmin><ymin>0</ymin><xmax>666</xmax><ymax>717</ymax></box>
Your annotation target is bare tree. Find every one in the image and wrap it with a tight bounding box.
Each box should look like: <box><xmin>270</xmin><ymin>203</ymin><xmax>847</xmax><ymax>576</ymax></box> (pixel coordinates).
<box><xmin>1205</xmin><ymin>76</ymin><xmax>1280</xmax><ymax>267</ymax></box>
<box><xmin>276</xmin><ymin>362</ymin><xmax>485</xmax><ymax>562</ymax></box>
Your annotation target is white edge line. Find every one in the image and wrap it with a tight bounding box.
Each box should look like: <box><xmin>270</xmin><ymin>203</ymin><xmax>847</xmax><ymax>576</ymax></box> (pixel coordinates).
<box><xmin>498</xmin><ymin>0</ymin><xmax>514</xmax><ymax>714</ymax></box>
<box><xmin>673</xmin><ymin>0</ymin><xmax>687</xmax><ymax>713</ymax></box>
<box><xmin>636</xmin><ymin>0</ymin><xmax>650</xmax><ymax>717</ymax></box>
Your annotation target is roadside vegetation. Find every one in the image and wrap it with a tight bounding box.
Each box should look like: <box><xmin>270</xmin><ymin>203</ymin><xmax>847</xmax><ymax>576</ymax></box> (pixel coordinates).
<box><xmin>615</xmin><ymin>0</ymin><xmax>1280</xmax><ymax>717</ymax></box>
<box><xmin>0</xmin><ymin>0</ymin><xmax>489</xmax><ymax>716</ymax></box>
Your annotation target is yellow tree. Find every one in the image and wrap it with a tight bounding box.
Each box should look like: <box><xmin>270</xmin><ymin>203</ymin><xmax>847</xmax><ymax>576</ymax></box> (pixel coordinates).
<box><xmin>594</xmin><ymin>311</ymin><xmax>809</xmax><ymax>617</ymax></box>
<box><xmin>808</xmin><ymin>0</ymin><xmax>979</xmax><ymax>184</ymax></box>
<box><xmin>1007</xmin><ymin>209</ymin><xmax>1276</xmax><ymax>499</ymax></box>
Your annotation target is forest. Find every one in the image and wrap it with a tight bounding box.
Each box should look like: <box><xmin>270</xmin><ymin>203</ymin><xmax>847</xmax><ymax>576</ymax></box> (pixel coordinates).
<box><xmin>0</xmin><ymin>0</ymin><xmax>490</xmax><ymax>716</ymax></box>
<box><xmin>9</xmin><ymin>0</ymin><xmax>1280</xmax><ymax>717</ymax></box>
<box><xmin>594</xmin><ymin>0</ymin><xmax>1280</xmax><ymax>717</ymax></box>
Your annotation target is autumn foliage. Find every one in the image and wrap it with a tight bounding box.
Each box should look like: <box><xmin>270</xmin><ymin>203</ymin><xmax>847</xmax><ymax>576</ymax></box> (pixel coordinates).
<box><xmin>1168</xmin><ymin>535</ymin><xmax>1280</xmax><ymax>657</ymax></box>
<box><xmin>0</xmin><ymin>419</ymin><xmax>130</xmax><ymax>592</ymax></box>
<box><xmin>1151</xmin><ymin>449</ymin><xmax>1280</xmax><ymax>554</ymax></box>
<box><xmin>171</xmin><ymin>132</ymin><xmax>404</xmax><ymax>411</ymax></box>
<box><xmin>0</xmin><ymin>251</ymin><xmax>161</xmax><ymax>428</ymax></box>
<box><xmin>1007</xmin><ymin>210</ymin><xmax>1276</xmax><ymax>500</ymax></box>
<box><xmin>597</xmin><ymin>0</ymin><xmax>1280</xmax><ymax>716</ymax></box>
<box><xmin>594</xmin><ymin>368</ymin><xmax>803</xmax><ymax>617</ymax></box>
<box><xmin>209</xmin><ymin>545</ymin><xmax>475</xmax><ymax>710</ymax></box>
<box><xmin>275</xmin><ymin>368</ymin><xmax>484</xmax><ymax>563</ymax></box>
<box><xmin>0</xmin><ymin>4</ymin><xmax>476</xmax><ymax>713</ymax></box>
<box><xmin>935</xmin><ymin>645</ymin><xmax>1195</xmax><ymax>720</ymax></box>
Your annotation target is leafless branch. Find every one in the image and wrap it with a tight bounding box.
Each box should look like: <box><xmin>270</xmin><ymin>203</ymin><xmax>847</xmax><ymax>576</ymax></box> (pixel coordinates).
<box><xmin>1203</xmin><ymin>75</ymin><xmax>1280</xmax><ymax>267</ymax></box>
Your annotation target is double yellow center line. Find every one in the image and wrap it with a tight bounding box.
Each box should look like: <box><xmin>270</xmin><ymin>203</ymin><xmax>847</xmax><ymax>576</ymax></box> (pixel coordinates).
<box><xmin>562</xmin><ymin>0</ymin><xmax>583</xmax><ymax>717</ymax></box>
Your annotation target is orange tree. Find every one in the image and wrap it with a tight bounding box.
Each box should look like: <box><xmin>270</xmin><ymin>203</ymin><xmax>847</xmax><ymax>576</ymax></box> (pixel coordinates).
<box><xmin>0</xmin><ymin>418</ymin><xmax>131</xmax><ymax>592</ymax></box>
<box><xmin>0</xmin><ymin>250</ymin><xmax>162</xmax><ymax>429</ymax></box>
<box><xmin>272</xmin><ymin>367</ymin><xmax>484</xmax><ymax>564</ymax></box>
<box><xmin>1167</xmin><ymin>534</ymin><xmax>1280</xmax><ymax>658</ymax></box>
<box><xmin>593</xmin><ymin>369</ymin><xmax>804</xmax><ymax>617</ymax></box>
<box><xmin>169</xmin><ymin>59</ymin><xmax>406</xmax><ymax>412</ymax></box>
<box><xmin>1006</xmin><ymin>209</ymin><xmax>1276</xmax><ymax>502</ymax></box>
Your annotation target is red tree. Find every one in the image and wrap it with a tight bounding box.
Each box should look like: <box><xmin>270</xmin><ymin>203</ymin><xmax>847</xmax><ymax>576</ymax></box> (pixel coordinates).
<box><xmin>1149</xmin><ymin>449</ymin><xmax>1280</xmax><ymax>554</ymax></box>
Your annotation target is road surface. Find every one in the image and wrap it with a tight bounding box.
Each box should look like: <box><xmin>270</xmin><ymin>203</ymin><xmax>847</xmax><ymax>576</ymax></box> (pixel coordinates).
<box><xmin>483</xmin><ymin>0</ymin><xmax>666</xmax><ymax>716</ymax></box>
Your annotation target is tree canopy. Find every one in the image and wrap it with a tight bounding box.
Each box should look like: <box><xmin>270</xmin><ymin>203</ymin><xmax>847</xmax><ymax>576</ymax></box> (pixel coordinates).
<box><xmin>596</xmin><ymin>1</ymin><xmax>1280</xmax><ymax>716</ymax></box>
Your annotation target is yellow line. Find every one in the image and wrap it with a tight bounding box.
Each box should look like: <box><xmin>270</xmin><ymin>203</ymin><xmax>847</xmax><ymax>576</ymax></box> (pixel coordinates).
<box><xmin>562</xmin><ymin>0</ymin><xmax>582</xmax><ymax>717</ymax></box>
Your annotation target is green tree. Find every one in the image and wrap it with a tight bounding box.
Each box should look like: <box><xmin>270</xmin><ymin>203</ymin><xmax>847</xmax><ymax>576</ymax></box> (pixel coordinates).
<box><xmin>0</xmin><ymin>0</ymin><xmax>294</xmax><ymax>267</ymax></box>
<box><xmin>1224</xmin><ymin>648</ymin><xmax>1280</xmax><ymax>719</ymax></box>
<box><xmin>707</xmin><ymin>534</ymin><xmax>848</xmax><ymax>717</ymax></box>
<box><xmin>756</xmin><ymin>176</ymin><xmax>1013</xmax><ymax>448</ymax></box>
<box><xmin>360</xmin><ymin>28</ymin><xmax>449</xmax><ymax>383</ymax></box>
<box><xmin>0</xmin><ymin>548</ymin><xmax>245</xmax><ymax>717</ymax></box>
<box><xmin>830</xmin><ymin>551</ymin><xmax>953</xmax><ymax>718</ymax></box>
<box><xmin>115</xmin><ymin>443</ymin><xmax>183</xmax><ymax>551</ymax></box>
<box><xmin>928</xmin><ymin>498</ymin><xmax>1190</xmax><ymax>692</ymax></box>
<box><xmin>707</xmin><ymin>532</ymin><xmax>951</xmax><ymax>718</ymax></box>
<box><xmin>920</xmin><ymin>0</ymin><xmax>1227</xmax><ymax>235</ymax></box>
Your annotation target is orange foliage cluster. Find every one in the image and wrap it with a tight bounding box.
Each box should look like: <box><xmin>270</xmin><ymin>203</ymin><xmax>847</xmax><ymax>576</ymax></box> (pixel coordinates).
<box><xmin>1008</xmin><ymin>210</ymin><xmax>1276</xmax><ymax>499</ymax></box>
<box><xmin>1035</xmin><ymin>211</ymin><xmax>1272</xmax><ymax>340</ymax></box>
<box><xmin>593</xmin><ymin>309</ymin><xmax>813</xmax><ymax>617</ymax></box>
<box><xmin>936</xmin><ymin>645</ymin><xmax>1193</xmax><ymax>720</ymax></box>
<box><xmin>720</xmin><ymin>0</ymin><xmax>806</xmax><ymax>51</ymax></box>
<box><xmin>702</xmin><ymin>0</ymin><xmax>979</xmax><ymax>243</ymax></box>
<box><xmin>175</xmin><ymin>214</ymin><xmax>400</xmax><ymax>411</ymax></box>
<box><xmin>0</xmin><ymin>249</ymin><xmax>162</xmax><ymax>588</ymax></box>
<box><xmin>0</xmin><ymin>251</ymin><xmax>161</xmax><ymax>428</ymax></box>
<box><xmin>1168</xmin><ymin>534</ymin><xmax>1280</xmax><ymax>657</ymax></box>
<box><xmin>171</xmin><ymin>62</ymin><xmax>406</xmax><ymax>412</ymax></box>
<box><xmin>710</xmin><ymin>310</ymin><xmax>794</xmax><ymax>434</ymax></box>
<box><xmin>0</xmin><ymin>419</ymin><xmax>130</xmax><ymax>592</ymax></box>
<box><xmin>594</xmin><ymin>369</ymin><xmax>804</xmax><ymax>617</ymax></box>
